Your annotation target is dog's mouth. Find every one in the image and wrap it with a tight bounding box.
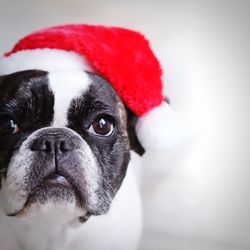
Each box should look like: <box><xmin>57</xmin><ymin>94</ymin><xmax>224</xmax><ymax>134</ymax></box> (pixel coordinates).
<box><xmin>41</xmin><ymin>173</ymin><xmax>73</xmax><ymax>189</ymax></box>
<box><xmin>7</xmin><ymin>172</ymin><xmax>83</xmax><ymax>217</ymax></box>
<box><xmin>27</xmin><ymin>171</ymin><xmax>82</xmax><ymax>203</ymax></box>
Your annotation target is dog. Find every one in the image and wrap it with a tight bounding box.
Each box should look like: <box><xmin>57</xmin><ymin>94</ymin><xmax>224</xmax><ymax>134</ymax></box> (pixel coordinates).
<box><xmin>0</xmin><ymin>24</ymin><xmax>184</xmax><ymax>250</ymax></box>
<box><xmin>0</xmin><ymin>69</ymin><xmax>144</xmax><ymax>250</ymax></box>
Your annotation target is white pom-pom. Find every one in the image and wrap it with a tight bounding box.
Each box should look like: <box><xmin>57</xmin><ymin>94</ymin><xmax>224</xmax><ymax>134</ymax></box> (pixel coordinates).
<box><xmin>136</xmin><ymin>102</ymin><xmax>188</xmax><ymax>152</ymax></box>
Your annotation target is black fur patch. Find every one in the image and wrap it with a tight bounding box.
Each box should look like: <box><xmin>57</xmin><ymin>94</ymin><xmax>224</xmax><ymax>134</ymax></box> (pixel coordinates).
<box><xmin>0</xmin><ymin>70</ymin><xmax>54</xmax><ymax>186</ymax></box>
<box><xmin>67</xmin><ymin>73</ymin><xmax>131</xmax><ymax>214</ymax></box>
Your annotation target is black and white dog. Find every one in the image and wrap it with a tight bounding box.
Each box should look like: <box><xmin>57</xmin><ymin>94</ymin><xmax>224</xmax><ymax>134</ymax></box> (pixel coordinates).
<box><xmin>0</xmin><ymin>24</ymin><xmax>185</xmax><ymax>250</ymax></box>
<box><xmin>0</xmin><ymin>69</ymin><xmax>143</xmax><ymax>250</ymax></box>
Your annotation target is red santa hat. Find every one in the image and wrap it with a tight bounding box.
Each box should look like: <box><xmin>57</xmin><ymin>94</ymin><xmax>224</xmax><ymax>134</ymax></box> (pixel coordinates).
<box><xmin>0</xmin><ymin>24</ymin><xmax>186</xmax><ymax>152</ymax></box>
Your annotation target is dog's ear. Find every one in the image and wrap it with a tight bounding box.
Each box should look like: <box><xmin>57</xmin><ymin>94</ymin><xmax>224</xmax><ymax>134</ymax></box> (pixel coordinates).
<box><xmin>126</xmin><ymin>108</ymin><xmax>145</xmax><ymax>156</ymax></box>
<box><xmin>126</xmin><ymin>98</ymin><xmax>171</xmax><ymax>156</ymax></box>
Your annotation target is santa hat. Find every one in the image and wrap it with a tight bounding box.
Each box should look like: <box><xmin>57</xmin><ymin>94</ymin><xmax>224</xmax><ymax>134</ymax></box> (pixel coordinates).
<box><xmin>0</xmin><ymin>24</ymin><xmax>186</xmax><ymax>153</ymax></box>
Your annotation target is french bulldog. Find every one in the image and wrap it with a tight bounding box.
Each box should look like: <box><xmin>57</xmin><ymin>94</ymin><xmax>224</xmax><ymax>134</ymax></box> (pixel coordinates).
<box><xmin>0</xmin><ymin>69</ymin><xmax>144</xmax><ymax>250</ymax></box>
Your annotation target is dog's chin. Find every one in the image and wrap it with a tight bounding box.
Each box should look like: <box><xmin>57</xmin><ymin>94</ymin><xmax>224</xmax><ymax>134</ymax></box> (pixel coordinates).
<box><xmin>27</xmin><ymin>174</ymin><xmax>76</xmax><ymax>205</ymax></box>
<box><xmin>8</xmin><ymin>175</ymin><xmax>85</xmax><ymax>221</ymax></box>
<box><xmin>26</xmin><ymin>185</ymin><xmax>75</xmax><ymax>210</ymax></box>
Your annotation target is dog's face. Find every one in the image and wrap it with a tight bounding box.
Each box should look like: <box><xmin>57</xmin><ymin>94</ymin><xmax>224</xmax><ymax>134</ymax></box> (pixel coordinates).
<box><xmin>0</xmin><ymin>69</ymin><xmax>138</xmax><ymax>220</ymax></box>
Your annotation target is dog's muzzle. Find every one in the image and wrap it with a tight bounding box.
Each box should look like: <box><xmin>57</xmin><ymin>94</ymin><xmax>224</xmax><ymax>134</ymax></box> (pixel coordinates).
<box><xmin>30</xmin><ymin>128</ymin><xmax>81</xmax><ymax>156</ymax></box>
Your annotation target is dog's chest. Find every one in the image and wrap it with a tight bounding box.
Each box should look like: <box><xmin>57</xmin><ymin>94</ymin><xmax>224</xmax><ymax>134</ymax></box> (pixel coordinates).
<box><xmin>0</xmin><ymin>217</ymin><xmax>67</xmax><ymax>250</ymax></box>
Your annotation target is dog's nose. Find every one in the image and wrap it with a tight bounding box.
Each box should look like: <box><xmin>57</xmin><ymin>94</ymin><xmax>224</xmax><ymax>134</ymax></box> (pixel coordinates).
<box><xmin>30</xmin><ymin>129</ymin><xmax>78</xmax><ymax>154</ymax></box>
<box><xmin>31</xmin><ymin>137</ymin><xmax>71</xmax><ymax>153</ymax></box>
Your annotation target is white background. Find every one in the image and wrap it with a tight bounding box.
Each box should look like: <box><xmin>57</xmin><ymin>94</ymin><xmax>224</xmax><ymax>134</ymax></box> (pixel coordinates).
<box><xmin>0</xmin><ymin>1</ymin><xmax>249</xmax><ymax>249</ymax></box>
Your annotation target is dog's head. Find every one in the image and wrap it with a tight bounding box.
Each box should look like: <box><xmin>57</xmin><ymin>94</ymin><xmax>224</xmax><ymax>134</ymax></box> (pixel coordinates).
<box><xmin>0</xmin><ymin>69</ymin><xmax>144</xmax><ymax>221</ymax></box>
<box><xmin>0</xmin><ymin>24</ymin><xmax>184</xmax><ymax>224</ymax></box>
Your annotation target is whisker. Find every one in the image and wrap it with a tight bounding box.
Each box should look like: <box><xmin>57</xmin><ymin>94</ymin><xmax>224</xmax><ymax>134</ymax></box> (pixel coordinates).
<box><xmin>99</xmin><ymin>176</ymin><xmax>116</xmax><ymax>197</ymax></box>
<box><xmin>0</xmin><ymin>168</ymin><xmax>7</xmax><ymax>174</ymax></box>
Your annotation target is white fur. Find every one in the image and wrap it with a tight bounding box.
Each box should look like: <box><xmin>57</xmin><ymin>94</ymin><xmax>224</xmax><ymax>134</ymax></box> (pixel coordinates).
<box><xmin>48</xmin><ymin>71</ymin><xmax>100</xmax><ymax>207</ymax></box>
<box><xmin>0</xmin><ymin>49</ymin><xmax>94</xmax><ymax>75</ymax></box>
<box><xmin>0</xmin><ymin>152</ymin><xmax>142</xmax><ymax>250</ymax></box>
<box><xmin>136</xmin><ymin>102</ymin><xmax>188</xmax><ymax>152</ymax></box>
<box><xmin>0</xmin><ymin>136</ymin><xmax>37</xmax><ymax>215</ymax></box>
<box><xmin>48</xmin><ymin>70</ymin><xmax>91</xmax><ymax>127</ymax></box>
<box><xmin>0</xmin><ymin>127</ymin><xmax>99</xmax><ymax>217</ymax></box>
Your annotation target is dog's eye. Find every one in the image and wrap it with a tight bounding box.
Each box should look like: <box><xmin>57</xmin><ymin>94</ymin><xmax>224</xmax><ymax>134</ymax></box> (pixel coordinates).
<box><xmin>0</xmin><ymin>117</ymin><xmax>21</xmax><ymax>135</ymax></box>
<box><xmin>89</xmin><ymin>117</ymin><xmax>114</xmax><ymax>136</ymax></box>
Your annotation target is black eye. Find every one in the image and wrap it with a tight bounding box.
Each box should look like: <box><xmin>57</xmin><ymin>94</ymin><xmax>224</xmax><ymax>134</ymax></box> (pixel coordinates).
<box><xmin>88</xmin><ymin>117</ymin><xmax>114</xmax><ymax>136</ymax></box>
<box><xmin>0</xmin><ymin>116</ymin><xmax>21</xmax><ymax>135</ymax></box>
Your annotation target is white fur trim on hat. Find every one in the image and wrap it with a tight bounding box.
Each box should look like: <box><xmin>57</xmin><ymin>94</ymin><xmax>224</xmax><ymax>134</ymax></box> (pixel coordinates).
<box><xmin>136</xmin><ymin>101</ymin><xmax>188</xmax><ymax>152</ymax></box>
<box><xmin>0</xmin><ymin>49</ymin><xmax>93</xmax><ymax>75</ymax></box>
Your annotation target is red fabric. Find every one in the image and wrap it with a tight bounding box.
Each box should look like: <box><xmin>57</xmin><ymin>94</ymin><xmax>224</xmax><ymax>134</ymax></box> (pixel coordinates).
<box><xmin>5</xmin><ymin>24</ymin><xmax>163</xmax><ymax>116</ymax></box>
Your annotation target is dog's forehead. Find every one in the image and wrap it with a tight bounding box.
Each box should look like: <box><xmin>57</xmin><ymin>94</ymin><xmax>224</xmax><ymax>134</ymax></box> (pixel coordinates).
<box><xmin>0</xmin><ymin>70</ymin><xmax>125</xmax><ymax>128</ymax></box>
<box><xmin>48</xmin><ymin>70</ymin><xmax>91</xmax><ymax>127</ymax></box>
<box><xmin>48</xmin><ymin>70</ymin><xmax>124</xmax><ymax>127</ymax></box>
